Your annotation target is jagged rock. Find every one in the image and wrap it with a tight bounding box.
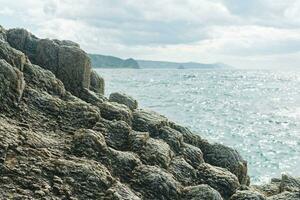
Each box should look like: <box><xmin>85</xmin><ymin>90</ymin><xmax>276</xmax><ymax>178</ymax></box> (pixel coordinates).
<box><xmin>0</xmin><ymin>40</ymin><xmax>26</xmax><ymax>70</ymax></box>
<box><xmin>0</xmin><ymin>25</ymin><xmax>6</xmax><ymax>41</ymax></box>
<box><xmin>129</xmin><ymin>131</ymin><xmax>150</xmax><ymax>151</ymax></box>
<box><xmin>72</xmin><ymin>129</ymin><xmax>107</xmax><ymax>159</ymax></box>
<box><xmin>57</xmin><ymin>44</ymin><xmax>91</xmax><ymax>95</ymax></box>
<box><xmin>105</xmin><ymin>182</ymin><xmax>141</xmax><ymax>200</ymax></box>
<box><xmin>0</xmin><ymin>59</ymin><xmax>25</xmax><ymax>107</ymax></box>
<box><xmin>157</xmin><ymin>126</ymin><xmax>184</xmax><ymax>153</ymax></box>
<box><xmin>7</xmin><ymin>29</ymin><xmax>91</xmax><ymax>97</ymax></box>
<box><xmin>25</xmin><ymin>88</ymin><xmax>100</xmax><ymax>130</ymax></box>
<box><xmin>132</xmin><ymin>165</ymin><xmax>182</xmax><ymax>200</ymax></box>
<box><xmin>230</xmin><ymin>190</ymin><xmax>266</xmax><ymax>200</ymax></box>
<box><xmin>42</xmin><ymin>158</ymin><xmax>114</xmax><ymax>199</ymax></box>
<box><xmin>279</xmin><ymin>174</ymin><xmax>300</xmax><ymax>192</ymax></box>
<box><xmin>6</xmin><ymin>28</ymin><xmax>39</xmax><ymax>62</ymax></box>
<box><xmin>267</xmin><ymin>191</ymin><xmax>300</xmax><ymax>200</ymax></box>
<box><xmin>138</xmin><ymin>138</ymin><xmax>173</xmax><ymax>168</ymax></box>
<box><xmin>94</xmin><ymin>119</ymin><xmax>131</xmax><ymax>150</ymax></box>
<box><xmin>252</xmin><ymin>178</ymin><xmax>281</xmax><ymax>197</ymax></box>
<box><xmin>90</xmin><ymin>70</ymin><xmax>105</xmax><ymax>95</ymax></box>
<box><xmin>169</xmin><ymin>156</ymin><xmax>197</xmax><ymax>186</ymax></box>
<box><xmin>109</xmin><ymin>92</ymin><xmax>138</xmax><ymax>111</ymax></box>
<box><xmin>107</xmin><ymin>148</ymin><xmax>142</xmax><ymax>182</ymax></box>
<box><xmin>99</xmin><ymin>101</ymin><xmax>133</xmax><ymax>125</ymax></box>
<box><xmin>199</xmin><ymin>142</ymin><xmax>249</xmax><ymax>185</ymax></box>
<box><xmin>132</xmin><ymin>109</ymin><xmax>169</xmax><ymax>134</ymax></box>
<box><xmin>181</xmin><ymin>143</ymin><xmax>204</xmax><ymax>168</ymax></box>
<box><xmin>23</xmin><ymin>63</ymin><xmax>65</xmax><ymax>96</ymax></box>
<box><xmin>53</xmin><ymin>39</ymin><xmax>80</xmax><ymax>47</ymax></box>
<box><xmin>197</xmin><ymin>163</ymin><xmax>240</xmax><ymax>199</ymax></box>
<box><xmin>182</xmin><ymin>185</ymin><xmax>223</xmax><ymax>200</ymax></box>
<box><xmin>169</xmin><ymin>122</ymin><xmax>200</xmax><ymax>145</ymax></box>
<box><xmin>170</xmin><ymin>122</ymin><xmax>248</xmax><ymax>185</ymax></box>
<box><xmin>78</xmin><ymin>87</ymin><xmax>106</xmax><ymax>105</ymax></box>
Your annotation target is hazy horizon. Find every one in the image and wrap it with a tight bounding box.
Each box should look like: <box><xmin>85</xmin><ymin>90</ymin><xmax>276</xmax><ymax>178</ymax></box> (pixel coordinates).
<box><xmin>1</xmin><ymin>0</ymin><xmax>300</xmax><ymax>69</ymax></box>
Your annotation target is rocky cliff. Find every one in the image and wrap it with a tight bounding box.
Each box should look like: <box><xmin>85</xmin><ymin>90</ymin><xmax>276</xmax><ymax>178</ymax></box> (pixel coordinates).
<box><xmin>0</xmin><ymin>25</ymin><xmax>299</xmax><ymax>200</ymax></box>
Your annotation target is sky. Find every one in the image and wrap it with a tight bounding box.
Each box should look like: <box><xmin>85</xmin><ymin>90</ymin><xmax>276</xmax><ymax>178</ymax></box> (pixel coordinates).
<box><xmin>1</xmin><ymin>0</ymin><xmax>300</xmax><ymax>69</ymax></box>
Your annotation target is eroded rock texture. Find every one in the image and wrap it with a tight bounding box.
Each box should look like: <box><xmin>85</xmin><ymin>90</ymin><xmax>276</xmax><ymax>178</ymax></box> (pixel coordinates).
<box><xmin>0</xmin><ymin>25</ymin><xmax>298</xmax><ymax>200</ymax></box>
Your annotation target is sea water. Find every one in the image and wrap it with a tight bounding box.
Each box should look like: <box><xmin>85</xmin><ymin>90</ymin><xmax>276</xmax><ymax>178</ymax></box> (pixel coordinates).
<box><xmin>95</xmin><ymin>69</ymin><xmax>300</xmax><ymax>184</ymax></box>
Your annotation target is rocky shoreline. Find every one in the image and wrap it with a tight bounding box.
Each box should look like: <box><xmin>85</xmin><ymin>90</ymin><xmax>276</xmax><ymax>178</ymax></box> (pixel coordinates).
<box><xmin>0</xmin><ymin>25</ymin><xmax>299</xmax><ymax>199</ymax></box>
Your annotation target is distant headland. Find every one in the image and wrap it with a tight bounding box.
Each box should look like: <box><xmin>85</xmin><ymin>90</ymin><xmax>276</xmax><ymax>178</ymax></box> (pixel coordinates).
<box><xmin>89</xmin><ymin>53</ymin><xmax>232</xmax><ymax>69</ymax></box>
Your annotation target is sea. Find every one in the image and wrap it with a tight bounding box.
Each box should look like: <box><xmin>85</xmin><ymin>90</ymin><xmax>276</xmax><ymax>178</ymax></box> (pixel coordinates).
<box><xmin>95</xmin><ymin>68</ymin><xmax>300</xmax><ymax>184</ymax></box>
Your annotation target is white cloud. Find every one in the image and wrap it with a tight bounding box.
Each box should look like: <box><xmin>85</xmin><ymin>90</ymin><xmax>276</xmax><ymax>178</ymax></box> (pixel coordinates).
<box><xmin>0</xmin><ymin>0</ymin><xmax>300</xmax><ymax>68</ymax></box>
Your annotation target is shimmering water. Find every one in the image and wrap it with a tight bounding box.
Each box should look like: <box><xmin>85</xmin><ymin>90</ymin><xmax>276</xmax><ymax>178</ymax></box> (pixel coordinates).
<box><xmin>95</xmin><ymin>69</ymin><xmax>300</xmax><ymax>184</ymax></box>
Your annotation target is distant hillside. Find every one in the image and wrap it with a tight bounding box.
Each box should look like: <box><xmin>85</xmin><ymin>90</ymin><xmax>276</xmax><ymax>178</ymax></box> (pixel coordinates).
<box><xmin>89</xmin><ymin>54</ymin><xmax>140</xmax><ymax>69</ymax></box>
<box><xmin>137</xmin><ymin>60</ymin><xmax>231</xmax><ymax>69</ymax></box>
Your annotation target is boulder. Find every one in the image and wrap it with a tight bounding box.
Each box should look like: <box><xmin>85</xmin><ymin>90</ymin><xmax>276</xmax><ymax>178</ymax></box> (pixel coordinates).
<box><xmin>157</xmin><ymin>126</ymin><xmax>184</xmax><ymax>153</ymax></box>
<box><xmin>23</xmin><ymin>63</ymin><xmax>65</xmax><ymax>96</ymax></box>
<box><xmin>252</xmin><ymin>178</ymin><xmax>281</xmax><ymax>197</ymax></box>
<box><xmin>280</xmin><ymin>174</ymin><xmax>300</xmax><ymax>192</ymax></box>
<box><xmin>0</xmin><ymin>59</ymin><xmax>25</xmax><ymax>107</ymax></box>
<box><xmin>6</xmin><ymin>28</ymin><xmax>39</xmax><ymax>62</ymax></box>
<box><xmin>199</xmin><ymin>142</ymin><xmax>249</xmax><ymax>185</ymax></box>
<box><xmin>42</xmin><ymin>158</ymin><xmax>114</xmax><ymax>199</ymax></box>
<box><xmin>267</xmin><ymin>191</ymin><xmax>300</xmax><ymax>200</ymax></box>
<box><xmin>182</xmin><ymin>185</ymin><xmax>223</xmax><ymax>200</ymax></box>
<box><xmin>181</xmin><ymin>143</ymin><xmax>205</xmax><ymax>168</ymax></box>
<box><xmin>26</xmin><ymin>89</ymin><xmax>101</xmax><ymax>130</ymax></box>
<box><xmin>197</xmin><ymin>163</ymin><xmax>240</xmax><ymax>199</ymax></box>
<box><xmin>90</xmin><ymin>70</ymin><xmax>105</xmax><ymax>95</ymax></box>
<box><xmin>138</xmin><ymin>138</ymin><xmax>173</xmax><ymax>168</ymax></box>
<box><xmin>109</xmin><ymin>92</ymin><xmax>138</xmax><ymax>110</ymax></box>
<box><xmin>170</xmin><ymin>122</ymin><xmax>248</xmax><ymax>185</ymax></box>
<box><xmin>7</xmin><ymin>29</ymin><xmax>92</xmax><ymax>98</ymax></box>
<box><xmin>107</xmin><ymin>148</ymin><xmax>142</xmax><ymax>182</ymax></box>
<box><xmin>105</xmin><ymin>182</ymin><xmax>141</xmax><ymax>200</ymax></box>
<box><xmin>0</xmin><ymin>40</ymin><xmax>26</xmax><ymax>70</ymax></box>
<box><xmin>132</xmin><ymin>165</ymin><xmax>182</xmax><ymax>200</ymax></box>
<box><xmin>98</xmin><ymin>101</ymin><xmax>133</xmax><ymax>125</ymax></box>
<box><xmin>56</xmin><ymin>44</ymin><xmax>91</xmax><ymax>96</ymax></box>
<box><xmin>94</xmin><ymin>118</ymin><xmax>132</xmax><ymax>150</ymax></box>
<box><xmin>132</xmin><ymin>109</ymin><xmax>169</xmax><ymax>135</ymax></box>
<box><xmin>72</xmin><ymin>129</ymin><xmax>107</xmax><ymax>159</ymax></box>
<box><xmin>129</xmin><ymin>131</ymin><xmax>150</xmax><ymax>151</ymax></box>
<box><xmin>169</xmin><ymin>156</ymin><xmax>197</xmax><ymax>186</ymax></box>
<box><xmin>230</xmin><ymin>190</ymin><xmax>266</xmax><ymax>200</ymax></box>
<box><xmin>34</xmin><ymin>39</ymin><xmax>59</xmax><ymax>74</ymax></box>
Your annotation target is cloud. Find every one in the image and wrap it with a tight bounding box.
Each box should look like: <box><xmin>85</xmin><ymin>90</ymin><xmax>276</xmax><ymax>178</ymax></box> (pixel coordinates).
<box><xmin>0</xmin><ymin>0</ymin><xmax>300</xmax><ymax>68</ymax></box>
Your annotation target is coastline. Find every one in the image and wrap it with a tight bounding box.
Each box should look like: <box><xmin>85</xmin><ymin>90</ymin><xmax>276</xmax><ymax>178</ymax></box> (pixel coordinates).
<box><xmin>0</xmin><ymin>26</ymin><xmax>299</xmax><ymax>199</ymax></box>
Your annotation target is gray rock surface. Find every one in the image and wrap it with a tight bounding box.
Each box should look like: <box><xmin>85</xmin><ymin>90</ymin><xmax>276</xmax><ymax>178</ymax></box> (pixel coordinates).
<box><xmin>182</xmin><ymin>185</ymin><xmax>223</xmax><ymax>200</ymax></box>
<box><xmin>7</xmin><ymin>29</ymin><xmax>91</xmax><ymax>97</ymax></box>
<box><xmin>0</xmin><ymin>40</ymin><xmax>26</xmax><ymax>70</ymax></box>
<box><xmin>132</xmin><ymin>165</ymin><xmax>181</xmax><ymax>200</ymax></box>
<box><xmin>90</xmin><ymin>70</ymin><xmax>105</xmax><ymax>94</ymax></box>
<box><xmin>267</xmin><ymin>191</ymin><xmax>300</xmax><ymax>200</ymax></box>
<box><xmin>132</xmin><ymin>109</ymin><xmax>169</xmax><ymax>134</ymax></box>
<box><xmin>197</xmin><ymin>163</ymin><xmax>240</xmax><ymax>198</ymax></box>
<box><xmin>109</xmin><ymin>92</ymin><xmax>138</xmax><ymax>110</ymax></box>
<box><xmin>169</xmin><ymin>156</ymin><xmax>197</xmax><ymax>186</ymax></box>
<box><xmin>230</xmin><ymin>190</ymin><xmax>266</xmax><ymax>200</ymax></box>
<box><xmin>99</xmin><ymin>101</ymin><xmax>133</xmax><ymax>125</ymax></box>
<box><xmin>0</xmin><ymin>59</ymin><xmax>25</xmax><ymax>108</ymax></box>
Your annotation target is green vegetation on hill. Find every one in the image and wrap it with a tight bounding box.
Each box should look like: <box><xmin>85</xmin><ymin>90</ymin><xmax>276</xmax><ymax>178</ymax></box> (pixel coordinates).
<box><xmin>89</xmin><ymin>54</ymin><xmax>140</xmax><ymax>69</ymax></box>
<box><xmin>137</xmin><ymin>60</ymin><xmax>232</xmax><ymax>69</ymax></box>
